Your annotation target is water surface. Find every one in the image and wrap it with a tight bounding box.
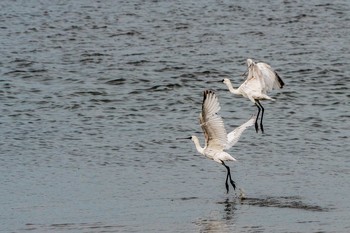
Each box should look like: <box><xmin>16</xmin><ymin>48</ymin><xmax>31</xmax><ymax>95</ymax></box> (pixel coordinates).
<box><xmin>1</xmin><ymin>0</ymin><xmax>350</xmax><ymax>232</ymax></box>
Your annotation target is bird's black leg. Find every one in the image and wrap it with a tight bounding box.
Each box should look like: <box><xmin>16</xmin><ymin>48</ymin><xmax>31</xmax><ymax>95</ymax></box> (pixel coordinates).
<box><xmin>225</xmin><ymin>170</ymin><xmax>229</xmax><ymax>193</ymax></box>
<box><xmin>256</xmin><ymin>100</ymin><xmax>264</xmax><ymax>134</ymax></box>
<box><xmin>254</xmin><ymin>102</ymin><xmax>261</xmax><ymax>133</ymax></box>
<box><xmin>221</xmin><ymin>161</ymin><xmax>236</xmax><ymax>193</ymax></box>
<box><xmin>227</xmin><ymin>168</ymin><xmax>236</xmax><ymax>191</ymax></box>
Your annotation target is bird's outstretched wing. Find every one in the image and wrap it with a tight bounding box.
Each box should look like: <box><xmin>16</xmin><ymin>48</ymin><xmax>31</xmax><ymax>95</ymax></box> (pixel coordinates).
<box><xmin>200</xmin><ymin>90</ymin><xmax>228</xmax><ymax>150</ymax></box>
<box><xmin>243</xmin><ymin>59</ymin><xmax>265</xmax><ymax>93</ymax></box>
<box><xmin>245</xmin><ymin>59</ymin><xmax>284</xmax><ymax>93</ymax></box>
<box><xmin>225</xmin><ymin>114</ymin><xmax>256</xmax><ymax>149</ymax></box>
<box><xmin>199</xmin><ymin>112</ymin><xmax>209</xmax><ymax>146</ymax></box>
<box><xmin>255</xmin><ymin>62</ymin><xmax>284</xmax><ymax>92</ymax></box>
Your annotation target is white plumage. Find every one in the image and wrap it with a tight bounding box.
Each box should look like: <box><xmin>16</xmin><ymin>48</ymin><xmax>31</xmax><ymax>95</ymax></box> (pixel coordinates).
<box><xmin>188</xmin><ymin>90</ymin><xmax>255</xmax><ymax>193</ymax></box>
<box><xmin>223</xmin><ymin>58</ymin><xmax>284</xmax><ymax>133</ymax></box>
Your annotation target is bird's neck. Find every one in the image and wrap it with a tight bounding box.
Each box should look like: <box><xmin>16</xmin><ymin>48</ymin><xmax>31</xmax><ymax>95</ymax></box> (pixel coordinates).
<box><xmin>192</xmin><ymin>136</ymin><xmax>205</xmax><ymax>155</ymax></box>
<box><xmin>225</xmin><ymin>81</ymin><xmax>241</xmax><ymax>95</ymax></box>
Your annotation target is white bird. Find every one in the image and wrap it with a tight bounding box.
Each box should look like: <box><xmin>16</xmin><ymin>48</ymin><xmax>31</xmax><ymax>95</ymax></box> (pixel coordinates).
<box><xmin>182</xmin><ymin>90</ymin><xmax>255</xmax><ymax>193</ymax></box>
<box><xmin>223</xmin><ymin>58</ymin><xmax>285</xmax><ymax>133</ymax></box>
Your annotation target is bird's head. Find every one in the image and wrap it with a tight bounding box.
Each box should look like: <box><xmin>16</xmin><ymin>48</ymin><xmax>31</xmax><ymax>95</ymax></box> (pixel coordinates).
<box><xmin>222</xmin><ymin>78</ymin><xmax>230</xmax><ymax>85</ymax></box>
<box><xmin>246</xmin><ymin>58</ymin><xmax>254</xmax><ymax>67</ymax></box>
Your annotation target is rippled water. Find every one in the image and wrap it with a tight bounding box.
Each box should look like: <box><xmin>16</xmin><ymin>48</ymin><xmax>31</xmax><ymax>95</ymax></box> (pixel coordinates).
<box><xmin>1</xmin><ymin>0</ymin><xmax>349</xmax><ymax>232</ymax></box>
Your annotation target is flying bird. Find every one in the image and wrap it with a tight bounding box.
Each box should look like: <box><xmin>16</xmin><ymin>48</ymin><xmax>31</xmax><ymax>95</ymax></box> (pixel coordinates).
<box><xmin>181</xmin><ymin>90</ymin><xmax>255</xmax><ymax>193</ymax></box>
<box><xmin>222</xmin><ymin>58</ymin><xmax>284</xmax><ymax>133</ymax></box>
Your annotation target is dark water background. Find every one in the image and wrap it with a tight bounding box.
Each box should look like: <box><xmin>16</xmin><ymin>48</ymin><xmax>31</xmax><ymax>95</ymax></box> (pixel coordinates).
<box><xmin>1</xmin><ymin>0</ymin><xmax>349</xmax><ymax>232</ymax></box>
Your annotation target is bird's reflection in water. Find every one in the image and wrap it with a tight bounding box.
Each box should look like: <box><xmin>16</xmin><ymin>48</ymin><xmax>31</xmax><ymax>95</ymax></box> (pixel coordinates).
<box><xmin>195</xmin><ymin>198</ymin><xmax>236</xmax><ymax>233</ymax></box>
<box><xmin>222</xmin><ymin>198</ymin><xmax>236</xmax><ymax>221</ymax></box>
<box><xmin>195</xmin><ymin>194</ymin><xmax>328</xmax><ymax>232</ymax></box>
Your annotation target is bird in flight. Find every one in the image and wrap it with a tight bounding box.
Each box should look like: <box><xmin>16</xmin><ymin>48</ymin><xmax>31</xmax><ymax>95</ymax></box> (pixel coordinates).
<box><xmin>223</xmin><ymin>58</ymin><xmax>284</xmax><ymax>133</ymax></box>
<box><xmin>181</xmin><ymin>90</ymin><xmax>255</xmax><ymax>193</ymax></box>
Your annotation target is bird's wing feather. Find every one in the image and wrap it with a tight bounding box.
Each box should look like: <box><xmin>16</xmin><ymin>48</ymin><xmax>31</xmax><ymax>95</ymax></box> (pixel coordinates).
<box><xmin>256</xmin><ymin>62</ymin><xmax>284</xmax><ymax>92</ymax></box>
<box><xmin>242</xmin><ymin>75</ymin><xmax>263</xmax><ymax>94</ymax></box>
<box><xmin>226</xmin><ymin>115</ymin><xmax>255</xmax><ymax>149</ymax></box>
<box><xmin>199</xmin><ymin>112</ymin><xmax>209</xmax><ymax>146</ymax></box>
<box><xmin>201</xmin><ymin>90</ymin><xmax>228</xmax><ymax>150</ymax></box>
<box><xmin>244</xmin><ymin>61</ymin><xmax>264</xmax><ymax>92</ymax></box>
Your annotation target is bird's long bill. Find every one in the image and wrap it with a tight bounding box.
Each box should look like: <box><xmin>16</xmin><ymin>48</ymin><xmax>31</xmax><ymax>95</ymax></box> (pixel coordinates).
<box><xmin>206</xmin><ymin>80</ymin><xmax>221</xmax><ymax>83</ymax></box>
<box><xmin>176</xmin><ymin>137</ymin><xmax>191</xmax><ymax>140</ymax></box>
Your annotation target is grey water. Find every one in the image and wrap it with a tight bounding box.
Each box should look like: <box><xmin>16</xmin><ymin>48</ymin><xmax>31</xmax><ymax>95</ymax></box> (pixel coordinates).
<box><xmin>1</xmin><ymin>0</ymin><xmax>349</xmax><ymax>232</ymax></box>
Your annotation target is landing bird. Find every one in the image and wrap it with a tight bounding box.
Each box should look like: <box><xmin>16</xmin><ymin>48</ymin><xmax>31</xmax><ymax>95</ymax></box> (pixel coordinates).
<box><xmin>181</xmin><ymin>90</ymin><xmax>255</xmax><ymax>193</ymax></box>
<box><xmin>223</xmin><ymin>58</ymin><xmax>284</xmax><ymax>133</ymax></box>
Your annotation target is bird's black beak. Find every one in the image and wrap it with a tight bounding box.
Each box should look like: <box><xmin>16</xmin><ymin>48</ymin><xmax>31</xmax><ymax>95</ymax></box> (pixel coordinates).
<box><xmin>176</xmin><ymin>137</ymin><xmax>191</xmax><ymax>140</ymax></box>
<box><xmin>205</xmin><ymin>80</ymin><xmax>220</xmax><ymax>83</ymax></box>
